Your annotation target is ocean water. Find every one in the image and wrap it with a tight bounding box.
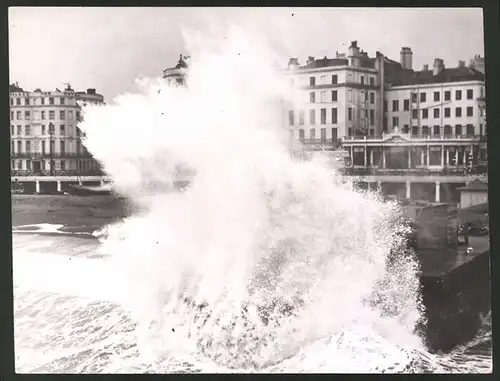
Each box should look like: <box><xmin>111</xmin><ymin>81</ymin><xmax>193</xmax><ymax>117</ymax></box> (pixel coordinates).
<box><xmin>12</xmin><ymin>225</ymin><xmax>492</xmax><ymax>373</ymax></box>
<box><xmin>13</xmin><ymin>24</ymin><xmax>492</xmax><ymax>373</ymax></box>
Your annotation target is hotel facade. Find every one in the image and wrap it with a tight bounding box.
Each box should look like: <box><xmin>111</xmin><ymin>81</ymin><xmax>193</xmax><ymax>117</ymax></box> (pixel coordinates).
<box><xmin>9</xmin><ymin>83</ymin><xmax>105</xmax><ymax>177</ymax></box>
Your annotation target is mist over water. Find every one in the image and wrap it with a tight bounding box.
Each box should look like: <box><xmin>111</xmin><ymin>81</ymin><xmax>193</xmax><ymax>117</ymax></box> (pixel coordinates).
<box><xmin>71</xmin><ymin>25</ymin><xmax>432</xmax><ymax>371</ymax></box>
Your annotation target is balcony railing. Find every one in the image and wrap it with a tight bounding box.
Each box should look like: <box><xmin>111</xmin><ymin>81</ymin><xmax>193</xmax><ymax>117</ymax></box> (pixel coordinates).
<box><xmin>11</xmin><ymin>169</ymin><xmax>106</xmax><ymax>177</ymax></box>
<box><xmin>298</xmin><ymin>138</ymin><xmax>342</xmax><ymax>149</ymax></box>
<box><xmin>10</xmin><ymin>152</ymin><xmax>93</xmax><ymax>159</ymax></box>
<box><xmin>340</xmin><ymin>166</ymin><xmax>487</xmax><ymax>177</ymax></box>
<box><xmin>342</xmin><ymin>134</ymin><xmax>486</xmax><ymax>142</ymax></box>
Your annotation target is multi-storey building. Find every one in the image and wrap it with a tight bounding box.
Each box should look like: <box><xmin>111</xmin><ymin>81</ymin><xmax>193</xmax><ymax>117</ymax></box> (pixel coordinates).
<box><xmin>9</xmin><ymin>83</ymin><xmax>104</xmax><ymax>176</ymax></box>
<box><xmin>285</xmin><ymin>41</ymin><xmax>384</xmax><ymax>148</ymax></box>
<box><xmin>163</xmin><ymin>54</ymin><xmax>189</xmax><ymax>86</ymax></box>
<box><xmin>384</xmin><ymin>58</ymin><xmax>486</xmax><ymax>138</ymax></box>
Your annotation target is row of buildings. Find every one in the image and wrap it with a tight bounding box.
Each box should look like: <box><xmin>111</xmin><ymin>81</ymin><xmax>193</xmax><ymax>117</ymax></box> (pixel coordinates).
<box><xmin>9</xmin><ymin>83</ymin><xmax>105</xmax><ymax>177</ymax></box>
<box><xmin>163</xmin><ymin>43</ymin><xmax>487</xmax><ymax>203</ymax></box>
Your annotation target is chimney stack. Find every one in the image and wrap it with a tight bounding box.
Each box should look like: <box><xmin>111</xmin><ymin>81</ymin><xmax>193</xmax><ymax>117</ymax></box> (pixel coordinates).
<box><xmin>306</xmin><ymin>56</ymin><xmax>315</xmax><ymax>65</ymax></box>
<box><xmin>458</xmin><ymin>60</ymin><xmax>466</xmax><ymax>68</ymax></box>
<box><xmin>288</xmin><ymin>57</ymin><xmax>299</xmax><ymax>70</ymax></box>
<box><xmin>433</xmin><ymin>58</ymin><xmax>445</xmax><ymax>76</ymax></box>
<box><xmin>400</xmin><ymin>47</ymin><xmax>413</xmax><ymax>70</ymax></box>
<box><xmin>423</xmin><ymin>64</ymin><xmax>429</xmax><ymax>71</ymax></box>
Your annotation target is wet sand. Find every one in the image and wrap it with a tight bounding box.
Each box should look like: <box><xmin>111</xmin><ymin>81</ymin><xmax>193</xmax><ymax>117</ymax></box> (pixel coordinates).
<box><xmin>11</xmin><ymin>194</ymin><xmax>135</xmax><ymax>228</ymax></box>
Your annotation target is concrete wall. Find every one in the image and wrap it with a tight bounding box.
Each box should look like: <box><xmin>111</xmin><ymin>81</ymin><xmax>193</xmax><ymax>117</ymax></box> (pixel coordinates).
<box><xmin>460</xmin><ymin>190</ymin><xmax>488</xmax><ymax>208</ymax></box>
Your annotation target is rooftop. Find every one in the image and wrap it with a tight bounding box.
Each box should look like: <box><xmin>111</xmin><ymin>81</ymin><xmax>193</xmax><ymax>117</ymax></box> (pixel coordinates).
<box><xmin>387</xmin><ymin>66</ymin><xmax>485</xmax><ymax>87</ymax></box>
<box><xmin>458</xmin><ymin>179</ymin><xmax>488</xmax><ymax>192</ymax></box>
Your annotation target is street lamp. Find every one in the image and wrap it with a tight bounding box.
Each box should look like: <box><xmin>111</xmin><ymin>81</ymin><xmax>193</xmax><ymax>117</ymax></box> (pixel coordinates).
<box><xmin>48</xmin><ymin>122</ymin><xmax>54</xmax><ymax>176</ymax></box>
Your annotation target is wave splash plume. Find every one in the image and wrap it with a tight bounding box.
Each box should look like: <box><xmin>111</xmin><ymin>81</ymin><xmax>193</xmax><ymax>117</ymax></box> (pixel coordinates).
<box><xmin>78</xmin><ymin>24</ymin><xmax>426</xmax><ymax>372</ymax></box>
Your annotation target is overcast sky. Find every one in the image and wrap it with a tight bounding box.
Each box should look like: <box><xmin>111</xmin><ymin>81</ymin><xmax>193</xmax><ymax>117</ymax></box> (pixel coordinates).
<box><xmin>9</xmin><ymin>7</ymin><xmax>484</xmax><ymax>101</ymax></box>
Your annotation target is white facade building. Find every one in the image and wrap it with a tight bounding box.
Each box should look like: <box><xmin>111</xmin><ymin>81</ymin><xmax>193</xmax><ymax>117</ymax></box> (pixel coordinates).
<box><xmin>9</xmin><ymin>83</ymin><xmax>105</xmax><ymax>175</ymax></box>
<box><xmin>384</xmin><ymin>59</ymin><xmax>486</xmax><ymax>138</ymax></box>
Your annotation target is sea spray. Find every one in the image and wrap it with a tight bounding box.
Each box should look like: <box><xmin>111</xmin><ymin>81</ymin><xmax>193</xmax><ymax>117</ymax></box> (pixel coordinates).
<box><xmin>78</xmin><ymin>24</ymin><xmax>425</xmax><ymax>371</ymax></box>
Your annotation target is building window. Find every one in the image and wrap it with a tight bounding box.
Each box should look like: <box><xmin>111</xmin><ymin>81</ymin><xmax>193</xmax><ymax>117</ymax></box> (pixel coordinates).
<box><xmin>348</xmin><ymin>127</ymin><xmax>353</xmax><ymax>137</ymax></box>
<box><xmin>411</xmin><ymin>126</ymin><xmax>418</xmax><ymax>136</ymax></box>
<box><xmin>60</xmin><ymin>141</ymin><xmax>65</xmax><ymax>154</ymax></box>
<box><xmin>299</xmin><ymin>110</ymin><xmax>304</xmax><ymax>125</ymax></box>
<box><xmin>11</xmin><ymin>141</ymin><xmax>14</xmax><ymax>153</ymax></box>
<box><xmin>466</xmin><ymin>106</ymin><xmax>473</xmax><ymax>117</ymax></box>
<box><xmin>348</xmin><ymin>89</ymin><xmax>352</xmax><ymax>102</ymax></box>
<box><xmin>403</xmin><ymin>125</ymin><xmax>409</xmax><ymax>133</ymax></box>
<box><xmin>17</xmin><ymin>125</ymin><xmax>21</xmax><ymax>135</ymax></box>
<box><xmin>331</xmin><ymin>108</ymin><xmax>338</xmax><ymax>124</ymax></box>
<box><xmin>309</xmin><ymin>77</ymin><xmax>316</xmax><ymax>86</ymax></box>
<box><xmin>10</xmin><ymin>98</ymin><xmax>13</xmax><ymax>106</ymax></box>
<box><xmin>348</xmin><ymin>108</ymin><xmax>352</xmax><ymax>121</ymax></box>
<box><xmin>411</xmin><ymin>93</ymin><xmax>417</xmax><ymax>103</ymax></box>
<box><xmin>392</xmin><ymin>116</ymin><xmax>399</xmax><ymax>127</ymax></box>
<box><xmin>310</xmin><ymin>128</ymin><xmax>315</xmax><ymax>139</ymax></box>
<box><xmin>433</xmin><ymin>108</ymin><xmax>440</xmax><ymax>118</ymax></box>
<box><xmin>49</xmin><ymin>123</ymin><xmax>54</xmax><ymax>134</ymax></box>
<box><xmin>60</xmin><ymin>124</ymin><xmax>66</xmax><ymax>135</ymax></box>
<box><xmin>320</xmin><ymin>108</ymin><xmax>326</xmax><ymax>124</ymax></box>
<box><xmin>42</xmin><ymin>141</ymin><xmax>46</xmax><ymax>154</ymax></box>
<box><xmin>360</xmin><ymin>76</ymin><xmax>364</xmax><ymax>85</ymax></box>
<box><xmin>60</xmin><ymin>160</ymin><xmax>66</xmax><ymax>170</ymax></box>
<box><xmin>25</xmin><ymin>97</ymin><xmax>30</xmax><ymax>105</ymax></box>
<box><xmin>444</xmin><ymin>125</ymin><xmax>452</xmax><ymax>135</ymax></box>
<box><xmin>369</xmin><ymin>77</ymin><xmax>375</xmax><ymax>86</ymax></box>
<box><xmin>76</xmin><ymin>127</ymin><xmax>81</xmax><ymax>137</ymax></box>
<box><xmin>420</xmin><ymin>92</ymin><xmax>426</xmax><ymax>102</ymax></box>
<box><xmin>444</xmin><ymin>91</ymin><xmax>451</xmax><ymax>101</ymax></box>
<box><xmin>60</xmin><ymin>97</ymin><xmax>65</xmax><ymax>105</ymax></box>
<box><xmin>49</xmin><ymin>110</ymin><xmax>55</xmax><ymax>120</ymax></box>
<box><xmin>288</xmin><ymin>110</ymin><xmax>294</xmax><ymax>126</ymax></box>
<box><xmin>444</xmin><ymin>107</ymin><xmax>450</xmax><ymax>118</ymax></box>
<box><xmin>10</xmin><ymin>111</ymin><xmax>14</xmax><ymax>120</ymax></box>
<box><xmin>422</xmin><ymin>109</ymin><xmax>428</xmax><ymax>119</ymax></box>
<box><xmin>370</xmin><ymin>109</ymin><xmax>374</xmax><ymax>125</ymax></box>
<box><xmin>320</xmin><ymin>91</ymin><xmax>327</xmax><ymax>103</ymax></box>
<box><xmin>332</xmin><ymin>75</ymin><xmax>338</xmax><ymax>84</ymax></box>
<box><xmin>310</xmin><ymin>92</ymin><xmax>316</xmax><ymax>103</ymax></box>
<box><xmin>363</xmin><ymin>91</ymin><xmax>368</xmax><ymax>102</ymax></box>
<box><xmin>466</xmin><ymin>124</ymin><xmax>474</xmax><ymax>137</ymax></box>
<box><xmin>25</xmin><ymin>125</ymin><xmax>30</xmax><ymax>136</ymax></box>
<box><xmin>321</xmin><ymin>128</ymin><xmax>327</xmax><ymax>142</ymax></box>
<box><xmin>60</xmin><ymin>110</ymin><xmax>65</xmax><ymax>120</ymax></box>
<box><xmin>383</xmin><ymin>100</ymin><xmax>387</xmax><ymax>112</ymax></box>
<box><xmin>454</xmin><ymin>124</ymin><xmax>462</xmax><ymax>136</ymax></box>
<box><xmin>17</xmin><ymin>141</ymin><xmax>22</xmax><ymax>153</ymax></box>
<box><xmin>455</xmin><ymin>107</ymin><xmax>462</xmax><ymax>117</ymax></box>
<box><xmin>299</xmin><ymin>129</ymin><xmax>305</xmax><ymax>141</ymax></box>
<box><xmin>310</xmin><ymin>109</ymin><xmax>316</xmax><ymax>125</ymax></box>
<box><xmin>16</xmin><ymin>98</ymin><xmax>21</xmax><ymax>105</ymax></box>
<box><xmin>41</xmin><ymin>97</ymin><xmax>45</xmax><ymax>105</ymax></box>
<box><xmin>41</xmin><ymin>125</ymin><xmax>46</xmax><ymax>135</ymax></box>
<box><xmin>411</xmin><ymin>109</ymin><xmax>418</xmax><ymax>119</ymax></box>
<box><xmin>433</xmin><ymin>125</ymin><xmax>440</xmax><ymax>136</ymax></box>
<box><xmin>392</xmin><ymin>100</ymin><xmax>399</xmax><ymax>112</ymax></box>
<box><xmin>76</xmin><ymin>111</ymin><xmax>81</xmax><ymax>121</ymax></box>
<box><xmin>41</xmin><ymin>111</ymin><xmax>46</xmax><ymax>120</ymax></box>
<box><xmin>467</xmin><ymin>89</ymin><xmax>473</xmax><ymax>100</ymax></box>
<box><xmin>434</xmin><ymin>91</ymin><xmax>440</xmax><ymax>102</ymax></box>
<box><xmin>422</xmin><ymin>125</ymin><xmax>429</xmax><ymax>136</ymax></box>
<box><xmin>11</xmin><ymin>125</ymin><xmax>14</xmax><ymax>136</ymax></box>
<box><xmin>370</xmin><ymin>92</ymin><xmax>374</xmax><ymax>104</ymax></box>
<box><xmin>455</xmin><ymin>90</ymin><xmax>462</xmax><ymax>100</ymax></box>
<box><xmin>25</xmin><ymin>141</ymin><xmax>31</xmax><ymax>153</ymax></box>
<box><xmin>16</xmin><ymin>111</ymin><xmax>22</xmax><ymax>119</ymax></box>
<box><xmin>25</xmin><ymin>111</ymin><xmax>30</xmax><ymax>119</ymax></box>
<box><xmin>331</xmin><ymin>90</ymin><xmax>338</xmax><ymax>102</ymax></box>
<box><xmin>49</xmin><ymin>97</ymin><xmax>54</xmax><ymax>105</ymax></box>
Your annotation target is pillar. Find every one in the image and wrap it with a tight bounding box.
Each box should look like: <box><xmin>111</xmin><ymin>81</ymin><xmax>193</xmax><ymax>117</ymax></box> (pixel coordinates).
<box><xmin>440</xmin><ymin>145</ymin><xmax>445</xmax><ymax>167</ymax></box>
<box><xmin>435</xmin><ymin>181</ymin><xmax>441</xmax><ymax>203</ymax></box>
<box><xmin>78</xmin><ymin>178</ymin><xmax>82</xmax><ymax>186</ymax></box>
<box><xmin>57</xmin><ymin>181</ymin><xmax>61</xmax><ymax>193</ymax></box>
<box><xmin>377</xmin><ymin>181</ymin><xmax>382</xmax><ymax>191</ymax></box>
<box><xmin>445</xmin><ymin>147</ymin><xmax>449</xmax><ymax>166</ymax></box>
<box><xmin>382</xmin><ymin>147</ymin><xmax>386</xmax><ymax>169</ymax></box>
<box><xmin>420</xmin><ymin>147</ymin><xmax>424</xmax><ymax>166</ymax></box>
<box><xmin>463</xmin><ymin>147</ymin><xmax>467</xmax><ymax>165</ymax></box>
<box><xmin>455</xmin><ymin>148</ymin><xmax>459</xmax><ymax>166</ymax></box>
<box><xmin>35</xmin><ymin>180</ymin><xmax>40</xmax><ymax>194</ymax></box>
<box><xmin>408</xmin><ymin>147</ymin><xmax>412</xmax><ymax>169</ymax></box>
<box><xmin>363</xmin><ymin>146</ymin><xmax>367</xmax><ymax>166</ymax></box>
<box><xmin>370</xmin><ymin>149</ymin><xmax>374</xmax><ymax>167</ymax></box>
<box><xmin>406</xmin><ymin>180</ymin><xmax>411</xmax><ymax>199</ymax></box>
